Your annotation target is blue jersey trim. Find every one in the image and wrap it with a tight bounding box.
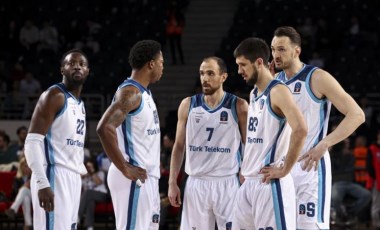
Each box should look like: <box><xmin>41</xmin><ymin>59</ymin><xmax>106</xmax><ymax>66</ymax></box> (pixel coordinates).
<box><xmin>272</xmin><ymin>179</ymin><xmax>287</xmax><ymax>230</ymax></box>
<box><xmin>318</xmin><ymin>157</ymin><xmax>327</xmax><ymax>223</ymax></box>
<box><xmin>126</xmin><ymin>182</ymin><xmax>141</xmax><ymax>229</ymax></box>
<box><xmin>230</xmin><ymin>96</ymin><xmax>238</xmax><ymax>123</ymax></box>
<box><xmin>122</xmin><ymin>117</ymin><xmax>139</xmax><ymax>166</ymax></box>
<box><xmin>119</xmin><ymin>78</ymin><xmax>149</xmax><ymax>94</ymax></box>
<box><xmin>44</xmin><ymin>132</ymin><xmax>55</xmax><ymax>230</ymax></box>
<box><xmin>55</xmin><ymin>83</ymin><xmax>82</xmax><ymax>103</ymax></box>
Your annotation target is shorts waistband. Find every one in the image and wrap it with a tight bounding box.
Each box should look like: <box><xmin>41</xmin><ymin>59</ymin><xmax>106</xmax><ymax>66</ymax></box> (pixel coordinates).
<box><xmin>189</xmin><ymin>174</ymin><xmax>237</xmax><ymax>181</ymax></box>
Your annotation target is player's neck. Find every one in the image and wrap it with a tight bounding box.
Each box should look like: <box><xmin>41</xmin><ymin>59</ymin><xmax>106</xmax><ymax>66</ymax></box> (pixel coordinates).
<box><xmin>284</xmin><ymin>60</ymin><xmax>304</xmax><ymax>80</ymax></box>
<box><xmin>256</xmin><ymin>70</ymin><xmax>273</xmax><ymax>94</ymax></box>
<box><xmin>204</xmin><ymin>90</ymin><xmax>225</xmax><ymax>109</ymax></box>
<box><xmin>130</xmin><ymin>71</ymin><xmax>149</xmax><ymax>89</ymax></box>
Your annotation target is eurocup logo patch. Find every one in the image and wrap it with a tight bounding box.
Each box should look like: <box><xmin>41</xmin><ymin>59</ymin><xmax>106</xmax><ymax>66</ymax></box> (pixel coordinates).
<box><xmin>226</xmin><ymin>222</ymin><xmax>232</xmax><ymax>230</ymax></box>
<box><xmin>299</xmin><ymin>204</ymin><xmax>306</xmax><ymax>215</ymax></box>
<box><xmin>294</xmin><ymin>82</ymin><xmax>302</xmax><ymax>93</ymax></box>
<box><xmin>220</xmin><ymin>111</ymin><xmax>228</xmax><ymax>122</ymax></box>
<box><xmin>71</xmin><ymin>223</ymin><xmax>77</xmax><ymax>230</ymax></box>
<box><xmin>259</xmin><ymin>99</ymin><xmax>265</xmax><ymax>110</ymax></box>
<box><xmin>152</xmin><ymin>214</ymin><xmax>159</xmax><ymax>223</ymax></box>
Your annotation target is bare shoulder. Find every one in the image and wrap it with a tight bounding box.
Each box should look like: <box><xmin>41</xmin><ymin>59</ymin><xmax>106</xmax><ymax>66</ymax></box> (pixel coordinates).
<box><xmin>235</xmin><ymin>97</ymin><xmax>248</xmax><ymax>110</ymax></box>
<box><xmin>114</xmin><ymin>85</ymin><xmax>142</xmax><ymax>112</ymax></box>
<box><xmin>271</xmin><ymin>83</ymin><xmax>291</xmax><ymax>96</ymax></box>
<box><xmin>179</xmin><ymin>97</ymin><xmax>191</xmax><ymax>112</ymax></box>
<box><xmin>29</xmin><ymin>86</ymin><xmax>65</xmax><ymax>133</ymax></box>
<box><xmin>311</xmin><ymin>68</ymin><xmax>343</xmax><ymax>98</ymax></box>
<box><xmin>270</xmin><ymin>83</ymin><xmax>294</xmax><ymax>108</ymax></box>
<box><xmin>37</xmin><ymin>86</ymin><xmax>65</xmax><ymax>113</ymax></box>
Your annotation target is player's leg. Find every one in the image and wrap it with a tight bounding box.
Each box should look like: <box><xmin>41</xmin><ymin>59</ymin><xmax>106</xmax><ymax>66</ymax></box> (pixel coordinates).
<box><xmin>214</xmin><ymin>175</ymin><xmax>239</xmax><ymax>230</ymax></box>
<box><xmin>53</xmin><ymin>167</ymin><xmax>82</xmax><ymax>229</ymax></box>
<box><xmin>31</xmin><ymin>173</ymin><xmax>47</xmax><ymax>229</ymax></box>
<box><xmin>107</xmin><ymin>163</ymin><xmax>136</xmax><ymax>229</ymax></box>
<box><xmin>180</xmin><ymin>177</ymin><xmax>215</xmax><ymax>230</ymax></box>
<box><xmin>232</xmin><ymin>179</ymin><xmax>256</xmax><ymax>230</ymax></box>
<box><xmin>292</xmin><ymin>154</ymin><xmax>331</xmax><ymax>229</ymax></box>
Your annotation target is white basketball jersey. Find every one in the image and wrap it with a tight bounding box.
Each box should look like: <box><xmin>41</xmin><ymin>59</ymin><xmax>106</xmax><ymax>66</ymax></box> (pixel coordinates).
<box><xmin>241</xmin><ymin>80</ymin><xmax>291</xmax><ymax>177</ymax></box>
<box><xmin>44</xmin><ymin>83</ymin><xmax>87</xmax><ymax>175</ymax></box>
<box><xmin>115</xmin><ymin>79</ymin><xmax>161</xmax><ymax>178</ymax></box>
<box><xmin>276</xmin><ymin>65</ymin><xmax>331</xmax><ymax>157</ymax></box>
<box><xmin>185</xmin><ymin>92</ymin><xmax>242</xmax><ymax>177</ymax></box>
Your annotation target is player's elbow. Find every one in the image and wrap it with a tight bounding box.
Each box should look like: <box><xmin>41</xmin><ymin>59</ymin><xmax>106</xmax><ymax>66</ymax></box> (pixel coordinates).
<box><xmin>96</xmin><ymin>122</ymin><xmax>107</xmax><ymax>138</ymax></box>
<box><xmin>356</xmin><ymin>108</ymin><xmax>365</xmax><ymax>126</ymax></box>
<box><xmin>294</xmin><ymin>123</ymin><xmax>308</xmax><ymax>142</ymax></box>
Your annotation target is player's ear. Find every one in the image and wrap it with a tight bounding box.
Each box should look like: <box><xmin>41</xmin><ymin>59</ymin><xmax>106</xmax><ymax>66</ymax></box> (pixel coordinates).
<box><xmin>149</xmin><ymin>60</ymin><xmax>155</xmax><ymax>69</ymax></box>
<box><xmin>295</xmin><ymin>46</ymin><xmax>301</xmax><ymax>57</ymax></box>
<box><xmin>221</xmin><ymin>72</ymin><xmax>228</xmax><ymax>82</ymax></box>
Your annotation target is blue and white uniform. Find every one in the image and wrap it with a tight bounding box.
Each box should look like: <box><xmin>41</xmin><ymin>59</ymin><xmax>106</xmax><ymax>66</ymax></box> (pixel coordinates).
<box><xmin>233</xmin><ymin>80</ymin><xmax>296</xmax><ymax>230</ymax></box>
<box><xmin>181</xmin><ymin>92</ymin><xmax>242</xmax><ymax>230</ymax></box>
<box><xmin>107</xmin><ymin>78</ymin><xmax>161</xmax><ymax>230</ymax></box>
<box><xmin>277</xmin><ymin>65</ymin><xmax>332</xmax><ymax>229</ymax></box>
<box><xmin>31</xmin><ymin>83</ymin><xmax>87</xmax><ymax>230</ymax></box>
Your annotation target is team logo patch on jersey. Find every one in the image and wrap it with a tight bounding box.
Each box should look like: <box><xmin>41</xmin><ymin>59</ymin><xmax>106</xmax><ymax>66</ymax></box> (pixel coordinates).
<box><xmin>153</xmin><ymin>110</ymin><xmax>159</xmax><ymax>124</ymax></box>
<box><xmin>195</xmin><ymin>115</ymin><xmax>202</xmax><ymax>123</ymax></box>
<box><xmin>71</xmin><ymin>223</ymin><xmax>77</xmax><ymax>230</ymax></box>
<box><xmin>152</xmin><ymin>214</ymin><xmax>160</xmax><ymax>223</ymax></box>
<box><xmin>299</xmin><ymin>204</ymin><xmax>306</xmax><ymax>215</ymax></box>
<box><xmin>259</xmin><ymin>99</ymin><xmax>265</xmax><ymax>110</ymax></box>
<box><xmin>220</xmin><ymin>111</ymin><xmax>228</xmax><ymax>122</ymax></box>
<box><xmin>226</xmin><ymin>221</ymin><xmax>232</xmax><ymax>230</ymax></box>
<box><xmin>294</xmin><ymin>82</ymin><xmax>302</xmax><ymax>93</ymax></box>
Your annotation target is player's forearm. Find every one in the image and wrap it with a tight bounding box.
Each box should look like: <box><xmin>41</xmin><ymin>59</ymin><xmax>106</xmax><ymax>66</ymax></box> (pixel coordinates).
<box><xmin>168</xmin><ymin>145</ymin><xmax>185</xmax><ymax>185</ymax></box>
<box><xmin>97</xmin><ymin>125</ymin><xmax>126</xmax><ymax>171</ymax></box>
<box><xmin>283</xmin><ymin>127</ymin><xmax>306</xmax><ymax>174</ymax></box>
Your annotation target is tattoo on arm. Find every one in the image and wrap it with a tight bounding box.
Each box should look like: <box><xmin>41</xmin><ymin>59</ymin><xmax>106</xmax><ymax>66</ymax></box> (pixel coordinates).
<box><xmin>107</xmin><ymin>87</ymin><xmax>142</xmax><ymax>126</ymax></box>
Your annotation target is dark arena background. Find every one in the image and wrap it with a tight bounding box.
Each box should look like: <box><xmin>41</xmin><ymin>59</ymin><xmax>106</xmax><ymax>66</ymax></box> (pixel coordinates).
<box><xmin>0</xmin><ymin>0</ymin><xmax>379</xmax><ymax>229</ymax></box>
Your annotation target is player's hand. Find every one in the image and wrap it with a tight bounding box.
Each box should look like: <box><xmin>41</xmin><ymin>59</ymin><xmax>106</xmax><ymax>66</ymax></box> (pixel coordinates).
<box><xmin>299</xmin><ymin>141</ymin><xmax>328</xmax><ymax>171</ymax></box>
<box><xmin>38</xmin><ymin>187</ymin><xmax>54</xmax><ymax>212</ymax></box>
<box><xmin>239</xmin><ymin>171</ymin><xmax>245</xmax><ymax>185</ymax></box>
<box><xmin>168</xmin><ymin>183</ymin><xmax>182</xmax><ymax>207</ymax></box>
<box><xmin>121</xmin><ymin>162</ymin><xmax>147</xmax><ymax>184</ymax></box>
<box><xmin>259</xmin><ymin>166</ymin><xmax>286</xmax><ymax>184</ymax></box>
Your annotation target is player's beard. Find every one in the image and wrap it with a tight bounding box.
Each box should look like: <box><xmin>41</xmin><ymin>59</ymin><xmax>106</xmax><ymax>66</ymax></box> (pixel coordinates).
<box><xmin>246</xmin><ymin>66</ymin><xmax>258</xmax><ymax>86</ymax></box>
<box><xmin>67</xmin><ymin>74</ymin><xmax>87</xmax><ymax>87</ymax></box>
<box><xmin>202</xmin><ymin>85</ymin><xmax>218</xmax><ymax>95</ymax></box>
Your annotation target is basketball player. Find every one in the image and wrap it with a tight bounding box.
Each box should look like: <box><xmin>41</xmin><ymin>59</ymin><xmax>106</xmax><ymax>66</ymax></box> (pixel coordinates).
<box><xmin>271</xmin><ymin>26</ymin><xmax>365</xmax><ymax>229</ymax></box>
<box><xmin>97</xmin><ymin>40</ymin><xmax>163</xmax><ymax>229</ymax></box>
<box><xmin>232</xmin><ymin>37</ymin><xmax>307</xmax><ymax>230</ymax></box>
<box><xmin>168</xmin><ymin>56</ymin><xmax>248</xmax><ymax>230</ymax></box>
<box><xmin>24</xmin><ymin>49</ymin><xmax>90</xmax><ymax>229</ymax></box>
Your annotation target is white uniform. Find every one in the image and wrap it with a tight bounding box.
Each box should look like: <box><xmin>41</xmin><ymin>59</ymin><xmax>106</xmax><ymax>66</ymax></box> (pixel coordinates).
<box><xmin>107</xmin><ymin>78</ymin><xmax>161</xmax><ymax>230</ymax></box>
<box><xmin>277</xmin><ymin>65</ymin><xmax>332</xmax><ymax>229</ymax></box>
<box><xmin>233</xmin><ymin>80</ymin><xmax>296</xmax><ymax>230</ymax></box>
<box><xmin>31</xmin><ymin>83</ymin><xmax>87</xmax><ymax>230</ymax></box>
<box><xmin>181</xmin><ymin>92</ymin><xmax>241</xmax><ymax>230</ymax></box>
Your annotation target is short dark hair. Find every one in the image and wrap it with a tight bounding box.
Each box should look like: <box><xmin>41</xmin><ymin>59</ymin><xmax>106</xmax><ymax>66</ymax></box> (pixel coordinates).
<box><xmin>128</xmin><ymin>40</ymin><xmax>162</xmax><ymax>70</ymax></box>
<box><xmin>202</xmin><ymin>56</ymin><xmax>227</xmax><ymax>74</ymax></box>
<box><xmin>274</xmin><ymin>26</ymin><xmax>302</xmax><ymax>46</ymax></box>
<box><xmin>60</xmin><ymin>49</ymin><xmax>89</xmax><ymax>67</ymax></box>
<box><xmin>16</xmin><ymin>126</ymin><xmax>27</xmax><ymax>135</ymax></box>
<box><xmin>233</xmin><ymin>37</ymin><xmax>270</xmax><ymax>67</ymax></box>
<box><xmin>0</xmin><ymin>132</ymin><xmax>10</xmax><ymax>144</ymax></box>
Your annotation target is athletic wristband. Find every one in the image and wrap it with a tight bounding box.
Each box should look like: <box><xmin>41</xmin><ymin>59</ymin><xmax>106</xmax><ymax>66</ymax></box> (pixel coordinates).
<box><xmin>24</xmin><ymin>133</ymin><xmax>50</xmax><ymax>190</ymax></box>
